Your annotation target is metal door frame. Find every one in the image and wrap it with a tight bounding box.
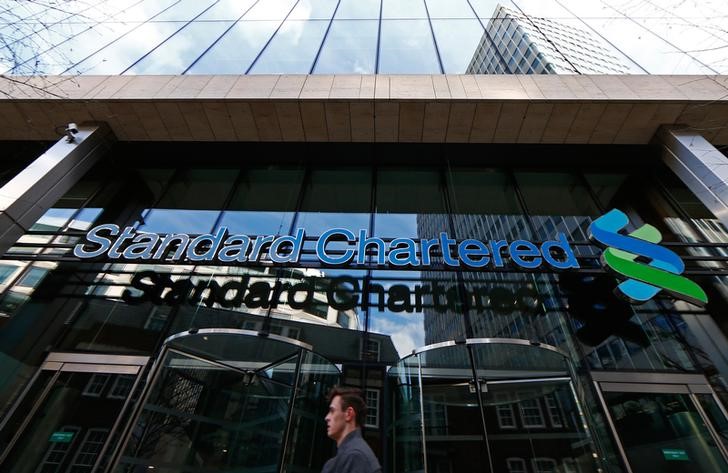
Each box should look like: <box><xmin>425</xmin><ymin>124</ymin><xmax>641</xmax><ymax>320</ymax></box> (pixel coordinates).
<box><xmin>0</xmin><ymin>352</ymin><xmax>149</xmax><ymax>472</ymax></box>
<box><xmin>593</xmin><ymin>371</ymin><xmax>728</xmax><ymax>473</ymax></box>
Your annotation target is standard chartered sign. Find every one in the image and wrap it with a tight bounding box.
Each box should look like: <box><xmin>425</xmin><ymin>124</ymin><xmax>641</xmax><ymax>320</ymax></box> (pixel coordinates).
<box><xmin>73</xmin><ymin>224</ymin><xmax>580</xmax><ymax>270</ymax></box>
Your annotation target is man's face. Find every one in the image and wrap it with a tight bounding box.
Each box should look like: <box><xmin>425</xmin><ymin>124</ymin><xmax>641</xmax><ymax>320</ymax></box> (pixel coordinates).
<box><xmin>325</xmin><ymin>395</ymin><xmax>350</xmax><ymax>442</ymax></box>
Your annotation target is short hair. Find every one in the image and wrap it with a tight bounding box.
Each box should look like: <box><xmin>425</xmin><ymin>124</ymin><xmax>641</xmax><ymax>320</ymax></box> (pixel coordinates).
<box><xmin>328</xmin><ymin>386</ymin><xmax>367</xmax><ymax>427</ymax></box>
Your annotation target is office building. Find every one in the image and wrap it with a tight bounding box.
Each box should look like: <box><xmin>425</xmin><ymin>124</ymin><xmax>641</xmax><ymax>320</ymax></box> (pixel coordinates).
<box><xmin>0</xmin><ymin>1</ymin><xmax>728</xmax><ymax>472</ymax></box>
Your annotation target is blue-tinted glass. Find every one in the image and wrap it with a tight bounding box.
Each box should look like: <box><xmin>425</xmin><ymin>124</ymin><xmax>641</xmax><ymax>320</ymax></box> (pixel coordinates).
<box><xmin>243</xmin><ymin>0</ymin><xmax>298</xmax><ymax>20</ymax></box>
<box><xmin>469</xmin><ymin>0</ymin><xmax>513</xmax><ymax>18</ymax></box>
<box><xmin>151</xmin><ymin>0</ymin><xmax>217</xmax><ymax>21</ymax></box>
<box><xmin>378</xmin><ymin>20</ymin><xmax>441</xmax><ymax>73</ymax></box>
<box><xmin>2</xmin><ymin>22</ymin><xmax>91</xmax><ymax>74</ymax></box>
<box><xmin>381</xmin><ymin>0</ymin><xmax>426</xmax><ymax>19</ymax></box>
<box><xmin>187</xmin><ymin>20</ymin><xmax>280</xmax><ymax>74</ymax></box>
<box><xmin>314</xmin><ymin>19</ymin><xmax>377</xmax><ymax>73</ymax></box>
<box><xmin>425</xmin><ymin>0</ymin><xmax>476</xmax><ymax>18</ymax></box>
<box><xmin>288</xmin><ymin>0</ymin><xmax>339</xmax><ymax>20</ymax></box>
<box><xmin>114</xmin><ymin>0</ymin><xmax>178</xmax><ymax>22</ymax></box>
<box><xmin>511</xmin><ymin>0</ymin><xmax>575</xmax><ymax>18</ymax></box>
<box><xmin>125</xmin><ymin>21</ymin><xmax>233</xmax><ymax>74</ymax></box>
<box><xmin>68</xmin><ymin>22</ymin><xmax>183</xmax><ymax>74</ymax></box>
<box><xmin>334</xmin><ymin>0</ymin><xmax>380</xmax><ymax>19</ymax></box>
<box><xmin>431</xmin><ymin>19</ymin><xmax>484</xmax><ymax>73</ymax></box>
<box><xmin>197</xmin><ymin>0</ymin><xmax>257</xmax><ymax>20</ymax></box>
<box><xmin>249</xmin><ymin>20</ymin><xmax>328</xmax><ymax>74</ymax></box>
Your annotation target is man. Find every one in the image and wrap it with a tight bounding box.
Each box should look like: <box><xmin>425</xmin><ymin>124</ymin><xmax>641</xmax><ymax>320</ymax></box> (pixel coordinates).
<box><xmin>322</xmin><ymin>386</ymin><xmax>382</xmax><ymax>473</ymax></box>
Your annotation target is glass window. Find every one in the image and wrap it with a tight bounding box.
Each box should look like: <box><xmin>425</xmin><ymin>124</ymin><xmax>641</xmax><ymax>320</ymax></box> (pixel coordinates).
<box><xmin>313</xmin><ymin>19</ymin><xmax>378</xmax><ymax>73</ymax></box>
<box><xmin>334</xmin><ymin>0</ymin><xmax>381</xmax><ymax>20</ymax></box>
<box><xmin>248</xmin><ymin>20</ymin><xmax>329</xmax><ymax>74</ymax></box>
<box><xmin>288</xmin><ymin>0</ymin><xmax>339</xmax><ymax>20</ymax></box>
<box><xmin>506</xmin><ymin>458</ymin><xmax>527</xmax><ymax>473</ymax></box>
<box><xmin>519</xmin><ymin>396</ymin><xmax>545</xmax><ymax>427</ymax></box>
<box><xmin>197</xmin><ymin>0</ymin><xmax>257</xmax><ymax>20</ymax></box>
<box><xmin>431</xmin><ymin>19</ymin><xmax>485</xmax><ymax>73</ymax></box>
<box><xmin>496</xmin><ymin>403</ymin><xmax>517</xmax><ymax>429</ymax></box>
<box><xmin>124</xmin><ymin>21</ymin><xmax>233</xmax><ymax>74</ymax></box>
<box><xmin>469</xmin><ymin>0</ymin><xmax>512</xmax><ymax>19</ymax></box>
<box><xmin>0</xmin><ymin>265</ymin><xmax>18</xmax><ymax>285</ymax></box>
<box><xmin>425</xmin><ymin>0</ymin><xmax>476</xmax><ymax>19</ymax></box>
<box><xmin>243</xmin><ymin>0</ymin><xmax>298</xmax><ymax>20</ymax></box>
<box><xmin>217</xmin><ymin>166</ymin><xmax>304</xmax><ymax>235</ymax></box>
<box><xmin>151</xmin><ymin>0</ymin><xmax>217</xmax><ymax>21</ymax></box>
<box><xmin>378</xmin><ymin>20</ymin><xmax>441</xmax><ymax>73</ymax></box>
<box><xmin>365</xmin><ymin>388</ymin><xmax>380</xmax><ymax>427</ymax></box>
<box><xmin>187</xmin><ymin>20</ymin><xmax>280</xmax><ymax>74</ymax></box>
<box><xmin>70</xmin><ymin>22</ymin><xmax>183</xmax><ymax>74</ymax></box>
<box><xmin>16</xmin><ymin>267</ymin><xmax>48</xmax><ymax>288</ymax></box>
<box><xmin>381</xmin><ymin>0</ymin><xmax>426</xmax><ymax>19</ymax></box>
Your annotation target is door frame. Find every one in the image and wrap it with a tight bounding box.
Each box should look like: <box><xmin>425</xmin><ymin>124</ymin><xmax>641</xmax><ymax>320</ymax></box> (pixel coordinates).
<box><xmin>593</xmin><ymin>371</ymin><xmax>728</xmax><ymax>473</ymax></box>
<box><xmin>0</xmin><ymin>352</ymin><xmax>148</xmax><ymax>472</ymax></box>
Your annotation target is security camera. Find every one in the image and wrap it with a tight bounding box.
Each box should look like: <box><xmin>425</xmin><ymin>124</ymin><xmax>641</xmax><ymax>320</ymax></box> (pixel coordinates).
<box><xmin>65</xmin><ymin>122</ymin><xmax>79</xmax><ymax>143</ymax></box>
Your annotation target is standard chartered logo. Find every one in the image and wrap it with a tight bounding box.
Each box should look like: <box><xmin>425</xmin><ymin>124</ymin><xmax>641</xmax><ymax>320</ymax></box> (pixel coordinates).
<box><xmin>589</xmin><ymin>209</ymin><xmax>708</xmax><ymax>306</ymax></box>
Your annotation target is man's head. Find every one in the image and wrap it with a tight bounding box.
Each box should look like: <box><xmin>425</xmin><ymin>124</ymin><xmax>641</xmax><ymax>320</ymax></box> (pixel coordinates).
<box><xmin>325</xmin><ymin>386</ymin><xmax>367</xmax><ymax>445</ymax></box>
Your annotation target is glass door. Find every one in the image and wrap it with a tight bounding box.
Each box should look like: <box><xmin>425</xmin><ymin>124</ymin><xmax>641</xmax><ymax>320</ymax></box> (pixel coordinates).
<box><xmin>389</xmin><ymin>338</ymin><xmax>602</xmax><ymax>473</ymax></box>
<box><xmin>597</xmin><ymin>375</ymin><xmax>728</xmax><ymax>473</ymax></box>
<box><xmin>0</xmin><ymin>353</ymin><xmax>148</xmax><ymax>473</ymax></box>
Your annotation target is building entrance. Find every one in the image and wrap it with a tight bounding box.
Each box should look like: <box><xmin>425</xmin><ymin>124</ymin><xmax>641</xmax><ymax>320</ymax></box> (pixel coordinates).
<box><xmin>594</xmin><ymin>373</ymin><xmax>728</xmax><ymax>473</ymax></box>
<box><xmin>111</xmin><ymin>329</ymin><xmax>340</xmax><ymax>473</ymax></box>
<box><xmin>389</xmin><ymin>339</ymin><xmax>600</xmax><ymax>473</ymax></box>
<box><xmin>0</xmin><ymin>353</ymin><xmax>148</xmax><ymax>473</ymax></box>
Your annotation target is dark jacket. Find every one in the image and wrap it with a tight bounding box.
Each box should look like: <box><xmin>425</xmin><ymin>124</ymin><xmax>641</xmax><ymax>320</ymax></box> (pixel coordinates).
<box><xmin>322</xmin><ymin>429</ymin><xmax>382</xmax><ymax>473</ymax></box>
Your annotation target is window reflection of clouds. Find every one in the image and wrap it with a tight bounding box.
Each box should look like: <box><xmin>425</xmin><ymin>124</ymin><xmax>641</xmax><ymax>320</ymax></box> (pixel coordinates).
<box><xmin>378</xmin><ymin>19</ymin><xmax>441</xmax><ymax>73</ymax></box>
<box><xmin>431</xmin><ymin>19</ymin><xmax>485</xmax><ymax>73</ymax></box>
<box><xmin>381</xmin><ymin>0</ymin><xmax>427</xmax><ymax>19</ymax></box>
<box><xmin>197</xmin><ymin>0</ymin><xmax>257</xmax><ymax>20</ymax></box>
<box><xmin>334</xmin><ymin>0</ymin><xmax>381</xmax><ymax>20</ymax></box>
<box><xmin>151</xmin><ymin>0</ymin><xmax>216</xmax><ymax>21</ymax></box>
<box><xmin>243</xmin><ymin>0</ymin><xmax>298</xmax><ymax>21</ymax></box>
<box><xmin>468</xmin><ymin>0</ymin><xmax>513</xmax><ymax>19</ymax></box>
<box><xmin>425</xmin><ymin>0</ymin><xmax>476</xmax><ymax>19</ymax></box>
<box><xmin>314</xmin><ymin>20</ymin><xmax>377</xmax><ymax>73</ymax></box>
<box><xmin>288</xmin><ymin>0</ymin><xmax>339</xmax><ymax>21</ymax></box>
<box><xmin>187</xmin><ymin>20</ymin><xmax>280</xmax><ymax>74</ymax></box>
<box><xmin>249</xmin><ymin>20</ymin><xmax>329</xmax><ymax>74</ymax></box>
<box><xmin>126</xmin><ymin>21</ymin><xmax>233</xmax><ymax>74</ymax></box>
<box><xmin>70</xmin><ymin>22</ymin><xmax>182</xmax><ymax>74</ymax></box>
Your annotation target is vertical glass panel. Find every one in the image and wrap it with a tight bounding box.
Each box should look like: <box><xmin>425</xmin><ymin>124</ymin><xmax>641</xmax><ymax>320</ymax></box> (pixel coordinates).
<box><xmin>381</xmin><ymin>0</ymin><xmax>427</xmax><ymax>19</ymax></box>
<box><xmin>113</xmin><ymin>0</ymin><xmax>178</xmax><ymax>22</ymax></box>
<box><xmin>69</xmin><ymin>22</ymin><xmax>183</xmax><ymax>74</ymax></box>
<box><xmin>469</xmin><ymin>0</ymin><xmax>514</xmax><ymax>18</ymax></box>
<box><xmin>431</xmin><ymin>19</ymin><xmax>484</xmax><ymax>73</ymax></box>
<box><xmin>603</xmin><ymin>391</ymin><xmax>728</xmax><ymax>472</ymax></box>
<box><xmin>378</xmin><ymin>20</ymin><xmax>441</xmax><ymax>73</ymax></box>
<box><xmin>29</xmin><ymin>22</ymin><xmax>137</xmax><ymax>75</ymax></box>
<box><xmin>197</xmin><ymin>0</ymin><xmax>257</xmax><ymax>20</ymax></box>
<box><xmin>313</xmin><ymin>19</ymin><xmax>378</xmax><ymax>73</ymax></box>
<box><xmin>425</xmin><ymin>0</ymin><xmax>476</xmax><ymax>19</ymax></box>
<box><xmin>334</xmin><ymin>0</ymin><xmax>381</xmax><ymax>20</ymax></box>
<box><xmin>1</xmin><ymin>22</ymin><xmax>92</xmax><ymax>74</ymax></box>
<box><xmin>696</xmin><ymin>393</ymin><xmax>728</xmax><ymax>453</ymax></box>
<box><xmin>577</xmin><ymin>17</ymin><xmax>715</xmax><ymax>74</ymax></box>
<box><xmin>217</xmin><ymin>165</ymin><xmax>303</xmax><ymax>235</ymax></box>
<box><xmin>243</xmin><ymin>0</ymin><xmax>298</xmax><ymax>20</ymax></box>
<box><xmin>513</xmin><ymin>171</ymin><xmax>600</xmax><ymax>251</ymax></box>
<box><xmin>248</xmin><ymin>20</ymin><xmax>329</xmax><ymax>74</ymax></box>
<box><xmin>186</xmin><ymin>20</ymin><xmax>280</xmax><ymax>74</ymax></box>
<box><xmin>288</xmin><ymin>0</ymin><xmax>339</xmax><ymax>20</ymax></box>
<box><xmin>298</xmin><ymin>167</ymin><xmax>371</xmax><ymax>262</ymax></box>
<box><xmin>510</xmin><ymin>0</ymin><xmax>576</xmax><ymax>18</ymax></box>
<box><xmin>388</xmin><ymin>354</ymin><xmax>424</xmax><ymax>473</ymax></box>
<box><xmin>124</xmin><ymin>21</ymin><xmax>233</xmax><ymax>74</ymax></box>
<box><xmin>140</xmin><ymin>168</ymin><xmax>236</xmax><ymax>234</ymax></box>
<box><xmin>150</xmin><ymin>0</ymin><xmax>217</xmax><ymax>21</ymax></box>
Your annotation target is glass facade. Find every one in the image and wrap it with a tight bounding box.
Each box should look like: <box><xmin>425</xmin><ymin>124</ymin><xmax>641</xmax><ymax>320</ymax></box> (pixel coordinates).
<box><xmin>1</xmin><ymin>142</ymin><xmax>728</xmax><ymax>472</ymax></box>
<box><xmin>1</xmin><ymin>0</ymin><xmax>727</xmax><ymax>75</ymax></box>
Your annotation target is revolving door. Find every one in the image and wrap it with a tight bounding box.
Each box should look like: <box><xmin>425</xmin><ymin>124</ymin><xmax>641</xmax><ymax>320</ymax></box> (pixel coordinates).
<box><xmin>389</xmin><ymin>338</ymin><xmax>599</xmax><ymax>473</ymax></box>
<box><xmin>112</xmin><ymin>329</ymin><xmax>340</xmax><ymax>473</ymax></box>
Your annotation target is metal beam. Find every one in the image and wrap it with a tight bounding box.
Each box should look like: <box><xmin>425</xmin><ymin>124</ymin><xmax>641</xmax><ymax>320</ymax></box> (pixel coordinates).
<box><xmin>659</xmin><ymin>126</ymin><xmax>728</xmax><ymax>228</ymax></box>
<box><xmin>0</xmin><ymin>123</ymin><xmax>113</xmax><ymax>256</ymax></box>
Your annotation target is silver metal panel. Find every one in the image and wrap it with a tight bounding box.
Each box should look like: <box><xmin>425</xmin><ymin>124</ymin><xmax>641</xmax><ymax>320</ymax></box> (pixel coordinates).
<box><xmin>590</xmin><ymin>371</ymin><xmax>708</xmax><ymax>385</ymax></box>
<box><xmin>164</xmin><ymin>328</ymin><xmax>313</xmax><ymax>351</ymax></box>
<box><xmin>40</xmin><ymin>361</ymin><xmax>63</xmax><ymax>371</ymax></box>
<box><xmin>45</xmin><ymin>352</ymin><xmax>148</xmax><ymax>366</ymax></box>
<box><xmin>59</xmin><ymin>363</ymin><xmax>140</xmax><ymax>374</ymax></box>
<box><xmin>600</xmin><ymin>382</ymin><xmax>690</xmax><ymax>394</ymax></box>
<box><xmin>689</xmin><ymin>384</ymin><xmax>715</xmax><ymax>394</ymax></box>
<box><xmin>659</xmin><ymin>126</ymin><xmax>728</xmax><ymax>227</ymax></box>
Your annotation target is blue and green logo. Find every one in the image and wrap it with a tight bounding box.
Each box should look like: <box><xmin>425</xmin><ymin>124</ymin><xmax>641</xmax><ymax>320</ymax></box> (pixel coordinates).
<box><xmin>589</xmin><ymin>209</ymin><xmax>708</xmax><ymax>307</ymax></box>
